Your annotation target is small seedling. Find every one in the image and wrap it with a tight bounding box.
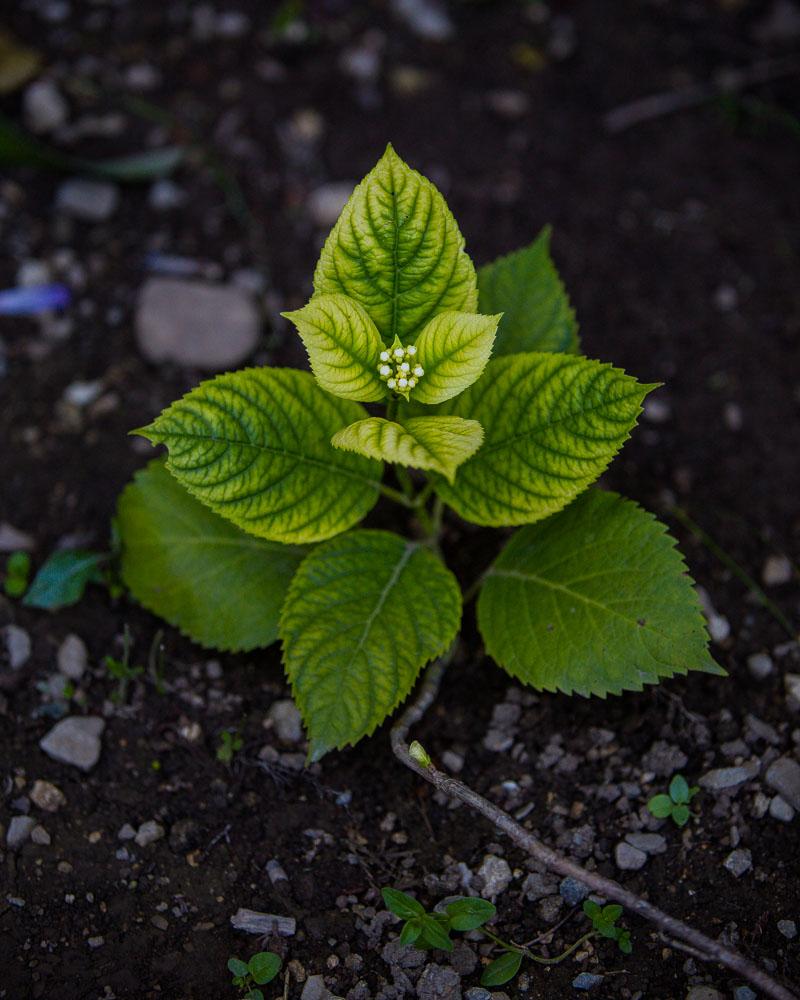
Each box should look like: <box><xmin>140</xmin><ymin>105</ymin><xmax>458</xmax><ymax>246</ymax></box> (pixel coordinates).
<box><xmin>3</xmin><ymin>551</ymin><xmax>31</xmax><ymax>597</ymax></box>
<box><xmin>227</xmin><ymin>951</ymin><xmax>281</xmax><ymax>1000</ymax></box>
<box><xmin>103</xmin><ymin>626</ymin><xmax>143</xmax><ymax>704</ymax></box>
<box><xmin>648</xmin><ymin>774</ymin><xmax>699</xmax><ymax>827</ymax></box>
<box><xmin>217</xmin><ymin>729</ymin><xmax>243</xmax><ymax>766</ymax></box>
<box><xmin>382</xmin><ymin>886</ymin><xmax>630</xmax><ymax>988</ymax></box>
<box><xmin>582</xmin><ymin>900</ymin><xmax>632</xmax><ymax>954</ymax></box>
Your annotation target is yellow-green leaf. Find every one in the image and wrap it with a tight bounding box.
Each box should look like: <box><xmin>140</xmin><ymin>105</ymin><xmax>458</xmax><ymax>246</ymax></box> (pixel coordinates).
<box><xmin>411</xmin><ymin>311</ymin><xmax>501</xmax><ymax>405</ymax></box>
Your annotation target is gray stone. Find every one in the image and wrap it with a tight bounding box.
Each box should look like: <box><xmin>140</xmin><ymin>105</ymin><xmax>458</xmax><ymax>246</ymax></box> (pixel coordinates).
<box><xmin>30</xmin><ymin>824</ymin><xmax>51</xmax><ymax>845</ymax></box>
<box><xmin>614</xmin><ymin>841</ymin><xmax>647</xmax><ymax>871</ymax></box>
<box><xmin>0</xmin><ymin>523</ymin><xmax>35</xmax><ymax>552</ymax></box>
<box><xmin>301</xmin><ymin>976</ymin><xmax>335</xmax><ymax>1000</ymax></box>
<box><xmin>625</xmin><ymin>832</ymin><xmax>667</xmax><ymax>855</ymax></box>
<box><xmin>3</xmin><ymin>625</ymin><xmax>31</xmax><ymax>670</ymax></box>
<box><xmin>559</xmin><ymin>877</ymin><xmax>590</xmax><ymax>905</ymax></box>
<box><xmin>765</xmin><ymin>756</ymin><xmax>800</xmax><ymax>810</ymax></box>
<box><xmin>30</xmin><ymin>779</ymin><xmax>66</xmax><ymax>812</ymax></box>
<box><xmin>450</xmin><ymin>941</ymin><xmax>477</xmax><ymax>976</ymax></box>
<box><xmin>699</xmin><ymin>764</ymin><xmax>757</xmax><ymax>792</ymax></box>
<box><xmin>747</xmin><ymin>652</ymin><xmax>774</xmax><ymax>680</ymax></box>
<box><xmin>441</xmin><ymin>750</ymin><xmax>464</xmax><ymax>773</ymax></box>
<box><xmin>135</xmin><ymin>277</ymin><xmax>260</xmax><ymax>370</ymax></box>
<box><xmin>118</xmin><ymin>823</ymin><xmax>136</xmax><ymax>840</ymax></box>
<box><xmin>641</xmin><ymin>740</ymin><xmax>687</xmax><ymax>776</ymax></box>
<box><xmin>381</xmin><ymin>937</ymin><xmax>426</xmax><ymax>970</ymax></box>
<box><xmin>134</xmin><ymin>820</ymin><xmax>165</xmax><ymax>847</ymax></box>
<box><xmin>523</xmin><ymin>871</ymin><xmax>558</xmax><ymax>901</ymax></box>
<box><xmin>39</xmin><ymin>716</ymin><xmax>105</xmax><ymax>771</ymax></box>
<box><xmin>23</xmin><ymin>79</ymin><xmax>68</xmax><ymax>134</ymax></box>
<box><xmin>733</xmin><ymin>987</ymin><xmax>757</xmax><ymax>1000</ymax></box>
<box><xmin>723</xmin><ymin>848</ymin><xmax>752</xmax><ymax>878</ymax></box>
<box><xmin>149</xmin><ymin>179</ymin><xmax>187</xmax><ymax>211</ymax></box>
<box><xmin>56</xmin><ymin>179</ymin><xmax>119</xmax><ymax>222</ymax></box>
<box><xmin>7</xmin><ymin>815</ymin><xmax>36</xmax><ymax>849</ymax></box>
<box><xmin>417</xmin><ymin>963</ymin><xmax>461</xmax><ymax>1000</ymax></box>
<box><xmin>230</xmin><ymin>908</ymin><xmax>296</xmax><ymax>936</ymax></box>
<box><xmin>762</xmin><ymin>554</ymin><xmax>792</xmax><ymax>587</ymax></box>
<box><xmin>390</xmin><ymin>0</ymin><xmax>454</xmax><ymax>41</ymax></box>
<box><xmin>464</xmin><ymin>991</ymin><xmax>491</xmax><ymax>1000</ymax></box>
<box><xmin>57</xmin><ymin>634</ymin><xmax>88</xmax><ymax>680</ymax></box>
<box><xmin>572</xmin><ymin>973</ymin><xmax>604</xmax><ymax>991</ymax></box>
<box><xmin>686</xmin><ymin>989</ymin><xmax>724</xmax><ymax>1000</ymax></box>
<box><xmin>769</xmin><ymin>795</ymin><xmax>795</xmax><ymax>822</ymax></box>
<box><xmin>537</xmin><ymin>895</ymin><xmax>563</xmax><ymax>923</ymax></box>
<box><xmin>477</xmin><ymin>854</ymin><xmax>512</xmax><ymax>900</ymax></box>
<box><xmin>778</xmin><ymin>919</ymin><xmax>797</xmax><ymax>939</ymax></box>
<box><xmin>308</xmin><ymin>182</ymin><xmax>355</xmax><ymax>227</ymax></box>
<box><xmin>268</xmin><ymin>699</ymin><xmax>303</xmax><ymax>743</ymax></box>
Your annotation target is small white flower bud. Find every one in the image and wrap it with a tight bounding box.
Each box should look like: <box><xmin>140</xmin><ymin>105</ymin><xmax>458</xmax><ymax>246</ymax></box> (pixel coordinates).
<box><xmin>398</xmin><ymin>377</ymin><xmax>408</xmax><ymax>389</ymax></box>
<box><xmin>393</xmin><ymin>347</ymin><xmax>405</xmax><ymax>359</ymax></box>
<box><xmin>380</xmin><ymin>350</ymin><xmax>390</xmax><ymax>362</ymax></box>
<box><xmin>387</xmin><ymin>378</ymin><xmax>396</xmax><ymax>389</ymax></box>
<box><xmin>408</xmin><ymin>378</ymin><xmax>417</xmax><ymax>388</ymax></box>
<box><xmin>379</xmin><ymin>364</ymin><xmax>392</xmax><ymax>376</ymax></box>
<box><xmin>413</xmin><ymin>365</ymin><xmax>424</xmax><ymax>377</ymax></box>
<box><xmin>406</xmin><ymin>344</ymin><xmax>417</xmax><ymax>356</ymax></box>
<box><xmin>400</xmin><ymin>362</ymin><xmax>410</xmax><ymax>373</ymax></box>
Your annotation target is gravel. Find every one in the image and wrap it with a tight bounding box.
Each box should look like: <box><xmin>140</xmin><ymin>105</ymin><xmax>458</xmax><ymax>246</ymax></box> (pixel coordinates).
<box><xmin>229</xmin><ymin>908</ymin><xmax>296</xmax><ymax>936</ymax></box>
<box><xmin>135</xmin><ymin>277</ymin><xmax>260</xmax><ymax>369</ymax></box>
<box><xmin>746</xmin><ymin>652</ymin><xmax>774</xmax><ymax>680</ymax></box>
<box><xmin>572</xmin><ymin>972</ymin><xmax>604</xmax><ymax>990</ymax></box>
<box><xmin>29</xmin><ymin>779</ymin><xmax>66</xmax><ymax>812</ymax></box>
<box><xmin>23</xmin><ymin>79</ymin><xmax>68</xmax><ymax>133</ymax></box>
<box><xmin>762</xmin><ymin>554</ymin><xmax>793</xmax><ymax>586</ymax></box>
<box><xmin>391</xmin><ymin>0</ymin><xmax>454</xmax><ymax>41</ymax></box>
<box><xmin>765</xmin><ymin>756</ymin><xmax>800</xmax><ymax>810</ymax></box>
<box><xmin>57</xmin><ymin>634</ymin><xmax>88</xmax><ymax>681</ymax></box>
<box><xmin>6</xmin><ymin>815</ymin><xmax>37</xmax><ymax>850</ymax></box>
<box><xmin>308</xmin><ymin>183</ymin><xmax>355</xmax><ymax>227</ymax></box>
<box><xmin>559</xmin><ymin>877</ymin><xmax>590</xmax><ymax>905</ymax></box>
<box><xmin>723</xmin><ymin>848</ymin><xmax>752</xmax><ymax>878</ymax></box>
<box><xmin>698</xmin><ymin>764</ymin><xmax>757</xmax><ymax>791</ymax></box>
<box><xmin>134</xmin><ymin>820</ymin><xmax>165</xmax><ymax>847</ymax></box>
<box><xmin>477</xmin><ymin>854</ymin><xmax>512</xmax><ymax>899</ymax></box>
<box><xmin>523</xmin><ymin>871</ymin><xmax>558</xmax><ymax>901</ymax></box>
<box><xmin>614</xmin><ymin>841</ymin><xmax>648</xmax><ymax>870</ymax></box>
<box><xmin>56</xmin><ymin>179</ymin><xmax>120</xmax><ymax>222</ymax></box>
<box><xmin>769</xmin><ymin>795</ymin><xmax>795</xmax><ymax>822</ymax></box>
<box><xmin>30</xmin><ymin>825</ymin><xmax>51</xmax><ymax>845</ymax></box>
<box><xmin>39</xmin><ymin>716</ymin><xmax>105</xmax><ymax>771</ymax></box>
<box><xmin>733</xmin><ymin>987</ymin><xmax>757</xmax><ymax>1000</ymax></box>
<box><xmin>624</xmin><ymin>832</ymin><xmax>667</xmax><ymax>855</ymax></box>
<box><xmin>686</xmin><ymin>988</ymin><xmax>724</xmax><ymax>1000</ymax></box>
<box><xmin>777</xmin><ymin>919</ymin><xmax>797</xmax><ymax>940</ymax></box>
<box><xmin>416</xmin><ymin>963</ymin><xmax>462</xmax><ymax>1000</ymax></box>
<box><xmin>3</xmin><ymin>625</ymin><xmax>31</xmax><ymax>670</ymax></box>
<box><xmin>268</xmin><ymin>699</ymin><xmax>304</xmax><ymax>743</ymax></box>
<box><xmin>301</xmin><ymin>976</ymin><xmax>336</xmax><ymax>1000</ymax></box>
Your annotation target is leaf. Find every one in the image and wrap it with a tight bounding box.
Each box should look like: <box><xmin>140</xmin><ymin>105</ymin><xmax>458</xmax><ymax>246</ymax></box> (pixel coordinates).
<box><xmin>248</xmin><ymin>952</ymin><xmax>282</xmax><ymax>985</ymax></box>
<box><xmin>400</xmin><ymin>919</ymin><xmax>423</xmax><ymax>946</ymax></box>
<box><xmin>435</xmin><ymin>353</ymin><xmax>655</xmax><ymax>527</ymax></box>
<box><xmin>244</xmin><ymin>991</ymin><xmax>264</xmax><ymax>1000</ymax></box>
<box><xmin>445</xmin><ymin>897</ymin><xmax>497</xmax><ymax>931</ymax></box>
<box><xmin>477</xmin><ymin>489</ymin><xmax>722</xmax><ymax>697</ymax></box>
<box><xmin>647</xmin><ymin>794</ymin><xmax>674</xmax><ymax>819</ymax></box>
<box><xmin>602</xmin><ymin>904</ymin><xmax>623</xmax><ymax>924</ymax></box>
<box><xmin>617</xmin><ymin>930</ymin><xmax>633</xmax><ymax>954</ymax></box>
<box><xmin>419</xmin><ymin>915</ymin><xmax>453</xmax><ymax>952</ymax></box>
<box><xmin>0</xmin><ymin>32</ymin><xmax>42</xmax><ymax>95</ymax></box>
<box><xmin>582</xmin><ymin>900</ymin><xmax>601</xmax><ymax>922</ymax></box>
<box><xmin>23</xmin><ymin>549</ymin><xmax>105</xmax><ymax>610</ymax></box>
<box><xmin>135</xmin><ymin>368</ymin><xmax>382</xmax><ymax>545</ymax></box>
<box><xmin>117</xmin><ymin>460</ymin><xmax>306</xmax><ymax>652</ymax></box>
<box><xmin>87</xmin><ymin>147</ymin><xmax>184</xmax><ymax>182</ymax></box>
<box><xmin>283</xmin><ymin>294</ymin><xmax>387</xmax><ymax>402</ymax></box>
<box><xmin>669</xmin><ymin>774</ymin><xmax>690</xmax><ymax>804</ymax></box>
<box><xmin>478</xmin><ymin>227</ymin><xmax>579</xmax><ymax>355</ymax></box>
<box><xmin>313</xmin><ymin>143</ymin><xmax>478</xmax><ymax>344</ymax></box>
<box><xmin>331</xmin><ymin>415</ymin><xmax>483</xmax><ymax>483</ymax></box>
<box><xmin>227</xmin><ymin>958</ymin><xmax>249</xmax><ymax>977</ymax></box>
<box><xmin>280</xmin><ymin>530</ymin><xmax>461</xmax><ymax>758</ymax></box>
<box><xmin>411</xmin><ymin>311</ymin><xmax>501</xmax><ymax>405</ymax></box>
<box><xmin>480</xmin><ymin>951</ymin><xmax>523</xmax><ymax>987</ymax></box>
<box><xmin>672</xmin><ymin>804</ymin><xmax>690</xmax><ymax>827</ymax></box>
<box><xmin>382</xmin><ymin>888</ymin><xmax>426</xmax><ymax>920</ymax></box>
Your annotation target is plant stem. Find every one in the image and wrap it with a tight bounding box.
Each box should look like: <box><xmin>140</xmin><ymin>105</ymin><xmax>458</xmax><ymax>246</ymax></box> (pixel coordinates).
<box><xmin>481</xmin><ymin>925</ymin><xmax>597</xmax><ymax>965</ymax></box>
<box><xmin>390</xmin><ymin>649</ymin><xmax>798</xmax><ymax>1000</ymax></box>
<box><xmin>379</xmin><ymin>483</ymin><xmax>416</xmax><ymax>508</ymax></box>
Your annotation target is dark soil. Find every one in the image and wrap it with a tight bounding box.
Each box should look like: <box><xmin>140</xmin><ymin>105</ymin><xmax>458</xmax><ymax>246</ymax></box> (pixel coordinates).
<box><xmin>1</xmin><ymin>2</ymin><xmax>799</xmax><ymax>998</ymax></box>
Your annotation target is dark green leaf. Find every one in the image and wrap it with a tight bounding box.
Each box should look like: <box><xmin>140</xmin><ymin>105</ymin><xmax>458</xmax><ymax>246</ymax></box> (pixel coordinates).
<box><xmin>480</xmin><ymin>950</ymin><xmax>523</xmax><ymax>987</ymax></box>
<box><xmin>382</xmin><ymin>888</ymin><xmax>425</xmax><ymax>920</ymax></box>
<box><xmin>617</xmin><ymin>930</ymin><xmax>633</xmax><ymax>954</ymax></box>
<box><xmin>445</xmin><ymin>897</ymin><xmax>497</xmax><ymax>931</ymax></box>
<box><xmin>245</xmin><ymin>991</ymin><xmax>264</xmax><ymax>1000</ymax></box>
<box><xmin>399</xmin><ymin>920</ymin><xmax>423</xmax><ymax>946</ymax></box>
<box><xmin>23</xmin><ymin>549</ymin><xmax>105</xmax><ymax>610</ymax></box>
<box><xmin>602</xmin><ymin>904</ymin><xmax>623</xmax><ymax>924</ymax></box>
<box><xmin>419</xmin><ymin>915</ymin><xmax>453</xmax><ymax>952</ymax></box>
<box><xmin>599</xmin><ymin>922</ymin><xmax>620</xmax><ymax>940</ymax></box>
<box><xmin>582</xmin><ymin>900</ymin><xmax>601</xmax><ymax>922</ymax></box>
<box><xmin>669</xmin><ymin>774</ymin><xmax>691</xmax><ymax>804</ymax></box>
<box><xmin>672</xmin><ymin>804</ymin><xmax>690</xmax><ymax>827</ymax></box>
<box><xmin>248</xmin><ymin>951</ymin><xmax>282</xmax><ymax>985</ymax></box>
<box><xmin>648</xmin><ymin>794</ymin><xmax>674</xmax><ymax>819</ymax></box>
<box><xmin>88</xmin><ymin>147</ymin><xmax>184</xmax><ymax>181</ymax></box>
<box><xmin>227</xmin><ymin>957</ymin><xmax>249</xmax><ymax>977</ymax></box>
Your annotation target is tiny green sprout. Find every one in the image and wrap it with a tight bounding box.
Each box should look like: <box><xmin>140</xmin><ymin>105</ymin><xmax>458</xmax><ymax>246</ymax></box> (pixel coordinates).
<box><xmin>582</xmin><ymin>899</ymin><xmax>632</xmax><ymax>954</ymax></box>
<box><xmin>217</xmin><ymin>729</ymin><xmax>243</xmax><ymax>766</ymax></box>
<box><xmin>408</xmin><ymin>740</ymin><xmax>432</xmax><ymax>768</ymax></box>
<box><xmin>648</xmin><ymin>773</ymin><xmax>700</xmax><ymax>827</ymax></box>
<box><xmin>3</xmin><ymin>551</ymin><xmax>31</xmax><ymax>598</ymax></box>
<box><xmin>228</xmin><ymin>951</ymin><xmax>282</xmax><ymax>999</ymax></box>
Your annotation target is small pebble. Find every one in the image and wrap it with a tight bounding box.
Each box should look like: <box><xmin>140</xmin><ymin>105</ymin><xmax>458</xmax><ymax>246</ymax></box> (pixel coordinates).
<box><xmin>391</xmin><ymin>0</ymin><xmax>454</xmax><ymax>41</ymax></box>
<box><xmin>268</xmin><ymin>699</ymin><xmax>304</xmax><ymax>743</ymax></box>
<box><xmin>118</xmin><ymin>823</ymin><xmax>136</xmax><ymax>841</ymax></box>
<box><xmin>30</xmin><ymin>780</ymin><xmax>66</xmax><ymax>812</ymax></box>
<box><xmin>769</xmin><ymin>795</ymin><xmax>795</xmax><ymax>822</ymax></box>
<box><xmin>3</xmin><ymin>625</ymin><xmax>31</xmax><ymax>670</ymax></box>
<box><xmin>57</xmin><ymin>634</ymin><xmax>88</xmax><ymax>681</ymax></box>
<box><xmin>777</xmin><ymin>919</ymin><xmax>797</xmax><ymax>940</ymax></box>
<box><xmin>39</xmin><ymin>716</ymin><xmax>105</xmax><ymax>771</ymax></box>
<box><xmin>723</xmin><ymin>848</ymin><xmax>752</xmax><ymax>878</ymax></box>
<box><xmin>56</xmin><ymin>178</ymin><xmax>119</xmax><ymax>222</ymax></box>
<box><xmin>477</xmin><ymin>854</ymin><xmax>512</xmax><ymax>899</ymax></box>
<box><xmin>573</xmin><ymin>972</ymin><xmax>604</xmax><ymax>991</ymax></box>
<box><xmin>230</xmin><ymin>908</ymin><xmax>296</xmax><ymax>936</ymax></box>
<box><xmin>733</xmin><ymin>987</ymin><xmax>757</xmax><ymax>1000</ymax></box>
<box><xmin>6</xmin><ymin>815</ymin><xmax>37</xmax><ymax>849</ymax></box>
<box><xmin>625</xmin><ymin>832</ymin><xmax>667</xmax><ymax>855</ymax></box>
<box><xmin>747</xmin><ymin>652</ymin><xmax>774</xmax><ymax>681</ymax></box>
<box><xmin>135</xmin><ymin>820</ymin><xmax>165</xmax><ymax>847</ymax></box>
<box><xmin>762</xmin><ymin>554</ymin><xmax>792</xmax><ymax>587</ymax></box>
<box><xmin>30</xmin><ymin>825</ymin><xmax>51</xmax><ymax>845</ymax></box>
<box><xmin>765</xmin><ymin>756</ymin><xmax>800</xmax><ymax>810</ymax></box>
<box><xmin>699</xmin><ymin>765</ymin><xmax>756</xmax><ymax>792</ymax></box>
<box><xmin>643</xmin><ymin>397</ymin><xmax>671</xmax><ymax>424</ymax></box>
<box><xmin>614</xmin><ymin>842</ymin><xmax>647</xmax><ymax>871</ymax></box>
<box><xmin>307</xmin><ymin>182</ymin><xmax>354</xmax><ymax>227</ymax></box>
<box><xmin>559</xmin><ymin>877</ymin><xmax>589</xmax><ymax>905</ymax></box>
<box><xmin>23</xmin><ymin>79</ymin><xmax>68</xmax><ymax>133</ymax></box>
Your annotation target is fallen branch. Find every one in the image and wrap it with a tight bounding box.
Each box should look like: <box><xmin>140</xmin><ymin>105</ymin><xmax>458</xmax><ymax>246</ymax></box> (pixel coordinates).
<box><xmin>390</xmin><ymin>654</ymin><xmax>798</xmax><ymax>1000</ymax></box>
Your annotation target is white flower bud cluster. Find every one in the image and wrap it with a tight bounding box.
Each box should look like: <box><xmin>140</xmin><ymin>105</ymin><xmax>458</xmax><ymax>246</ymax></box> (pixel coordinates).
<box><xmin>377</xmin><ymin>343</ymin><xmax>424</xmax><ymax>393</ymax></box>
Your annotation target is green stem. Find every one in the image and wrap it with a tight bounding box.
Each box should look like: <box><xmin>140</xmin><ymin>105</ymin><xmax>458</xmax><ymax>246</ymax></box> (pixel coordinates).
<box><xmin>481</xmin><ymin>927</ymin><xmax>598</xmax><ymax>966</ymax></box>
<box><xmin>462</xmin><ymin>570</ymin><xmax>487</xmax><ymax>605</ymax></box>
<box><xmin>379</xmin><ymin>483</ymin><xmax>416</xmax><ymax>508</ymax></box>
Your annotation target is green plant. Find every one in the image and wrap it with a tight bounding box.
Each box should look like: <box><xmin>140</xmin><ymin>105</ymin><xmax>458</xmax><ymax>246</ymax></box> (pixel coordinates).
<box><xmin>217</xmin><ymin>729</ymin><xmax>243</xmax><ymax>765</ymax></box>
<box><xmin>117</xmin><ymin>144</ymin><xmax>721</xmax><ymax>759</ymax></box>
<box><xmin>227</xmin><ymin>951</ymin><xmax>282</xmax><ymax>999</ymax></box>
<box><xmin>3</xmin><ymin>551</ymin><xmax>30</xmax><ymax>597</ymax></box>
<box><xmin>381</xmin><ymin>887</ymin><xmax>628</xmax><ymax>988</ymax></box>
<box><xmin>103</xmin><ymin>625</ymin><xmax>143</xmax><ymax>704</ymax></box>
<box><xmin>648</xmin><ymin>774</ymin><xmax>700</xmax><ymax>827</ymax></box>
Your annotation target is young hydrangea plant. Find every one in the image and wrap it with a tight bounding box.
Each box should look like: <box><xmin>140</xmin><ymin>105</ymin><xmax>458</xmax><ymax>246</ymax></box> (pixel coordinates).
<box><xmin>117</xmin><ymin>144</ymin><xmax>722</xmax><ymax>760</ymax></box>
